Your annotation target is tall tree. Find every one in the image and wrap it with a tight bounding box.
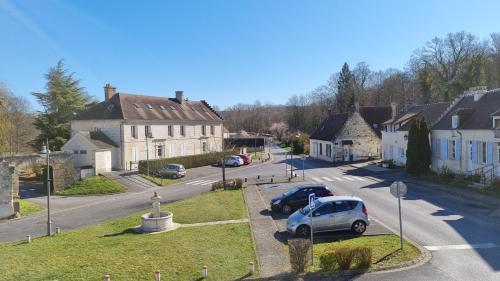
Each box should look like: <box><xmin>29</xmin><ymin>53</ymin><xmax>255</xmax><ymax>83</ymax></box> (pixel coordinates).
<box><xmin>336</xmin><ymin>63</ymin><xmax>355</xmax><ymax>112</ymax></box>
<box><xmin>406</xmin><ymin>119</ymin><xmax>431</xmax><ymax>174</ymax></box>
<box><xmin>419</xmin><ymin>119</ymin><xmax>432</xmax><ymax>172</ymax></box>
<box><xmin>33</xmin><ymin>60</ymin><xmax>90</xmax><ymax>150</ymax></box>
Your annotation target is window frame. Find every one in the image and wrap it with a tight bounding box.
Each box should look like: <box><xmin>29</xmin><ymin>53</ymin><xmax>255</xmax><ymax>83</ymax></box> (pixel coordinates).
<box><xmin>210</xmin><ymin>125</ymin><xmax>215</xmax><ymax>135</ymax></box>
<box><xmin>201</xmin><ymin>125</ymin><xmax>207</xmax><ymax>136</ymax></box>
<box><xmin>145</xmin><ymin>125</ymin><xmax>152</xmax><ymax>138</ymax></box>
<box><xmin>167</xmin><ymin>125</ymin><xmax>173</xmax><ymax>137</ymax></box>
<box><xmin>482</xmin><ymin>142</ymin><xmax>487</xmax><ymax>163</ymax></box>
<box><xmin>180</xmin><ymin>125</ymin><xmax>185</xmax><ymax>137</ymax></box>
<box><xmin>131</xmin><ymin>125</ymin><xmax>137</xmax><ymax>139</ymax></box>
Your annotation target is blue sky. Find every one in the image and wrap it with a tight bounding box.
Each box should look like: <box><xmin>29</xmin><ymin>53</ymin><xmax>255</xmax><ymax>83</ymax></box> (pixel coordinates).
<box><xmin>1</xmin><ymin>0</ymin><xmax>500</xmax><ymax>111</ymax></box>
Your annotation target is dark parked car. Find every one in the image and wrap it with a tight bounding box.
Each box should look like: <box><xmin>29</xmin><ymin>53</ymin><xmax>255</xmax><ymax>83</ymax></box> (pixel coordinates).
<box><xmin>237</xmin><ymin>154</ymin><xmax>252</xmax><ymax>165</ymax></box>
<box><xmin>270</xmin><ymin>184</ymin><xmax>334</xmax><ymax>214</ymax></box>
<box><xmin>157</xmin><ymin>164</ymin><xmax>186</xmax><ymax>179</ymax></box>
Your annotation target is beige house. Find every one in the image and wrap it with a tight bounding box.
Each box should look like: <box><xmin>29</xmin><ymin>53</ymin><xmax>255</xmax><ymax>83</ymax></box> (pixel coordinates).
<box><xmin>431</xmin><ymin>87</ymin><xmax>500</xmax><ymax>181</ymax></box>
<box><xmin>309</xmin><ymin>104</ymin><xmax>392</xmax><ymax>162</ymax></box>
<box><xmin>63</xmin><ymin>84</ymin><xmax>224</xmax><ymax>171</ymax></box>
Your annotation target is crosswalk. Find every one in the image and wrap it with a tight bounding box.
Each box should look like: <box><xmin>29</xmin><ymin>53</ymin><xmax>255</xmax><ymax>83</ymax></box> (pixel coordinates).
<box><xmin>185</xmin><ymin>179</ymin><xmax>218</xmax><ymax>186</ymax></box>
<box><xmin>311</xmin><ymin>175</ymin><xmax>368</xmax><ymax>183</ymax></box>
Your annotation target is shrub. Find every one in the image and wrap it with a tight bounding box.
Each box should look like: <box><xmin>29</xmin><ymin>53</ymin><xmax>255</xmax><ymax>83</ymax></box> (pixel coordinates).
<box><xmin>490</xmin><ymin>179</ymin><xmax>500</xmax><ymax>189</ymax></box>
<box><xmin>234</xmin><ymin>178</ymin><xmax>243</xmax><ymax>189</ymax></box>
<box><xmin>211</xmin><ymin>181</ymin><xmax>224</xmax><ymax>191</ymax></box>
<box><xmin>335</xmin><ymin>248</ymin><xmax>355</xmax><ymax>270</ymax></box>
<box><xmin>353</xmin><ymin>247</ymin><xmax>372</xmax><ymax>269</ymax></box>
<box><xmin>438</xmin><ymin>167</ymin><xmax>456</xmax><ymax>181</ymax></box>
<box><xmin>288</xmin><ymin>238</ymin><xmax>311</xmax><ymax>273</ymax></box>
<box><xmin>319</xmin><ymin>251</ymin><xmax>337</xmax><ymax>271</ymax></box>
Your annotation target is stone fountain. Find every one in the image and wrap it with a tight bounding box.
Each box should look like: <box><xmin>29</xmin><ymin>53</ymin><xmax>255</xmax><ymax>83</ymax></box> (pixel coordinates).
<box><xmin>139</xmin><ymin>192</ymin><xmax>178</xmax><ymax>233</ymax></box>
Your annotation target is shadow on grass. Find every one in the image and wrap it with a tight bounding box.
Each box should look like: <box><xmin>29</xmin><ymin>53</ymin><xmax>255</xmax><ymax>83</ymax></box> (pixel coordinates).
<box><xmin>100</xmin><ymin>228</ymin><xmax>138</xmax><ymax>237</ymax></box>
<box><xmin>274</xmin><ymin>230</ymin><xmax>363</xmax><ymax>246</ymax></box>
<box><xmin>373</xmin><ymin>248</ymin><xmax>402</xmax><ymax>265</ymax></box>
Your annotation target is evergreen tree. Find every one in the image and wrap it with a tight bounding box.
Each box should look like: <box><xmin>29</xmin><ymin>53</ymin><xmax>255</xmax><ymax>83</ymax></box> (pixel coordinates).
<box><xmin>33</xmin><ymin>60</ymin><xmax>90</xmax><ymax>150</ymax></box>
<box><xmin>405</xmin><ymin>120</ymin><xmax>420</xmax><ymax>174</ymax></box>
<box><xmin>419</xmin><ymin>119</ymin><xmax>432</xmax><ymax>173</ymax></box>
<box><xmin>336</xmin><ymin>63</ymin><xmax>355</xmax><ymax>112</ymax></box>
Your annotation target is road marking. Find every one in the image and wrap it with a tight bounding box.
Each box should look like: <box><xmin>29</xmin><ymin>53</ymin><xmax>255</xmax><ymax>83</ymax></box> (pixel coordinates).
<box><xmin>312</xmin><ymin>177</ymin><xmax>323</xmax><ymax>182</ymax></box>
<box><xmin>186</xmin><ymin>180</ymin><xmax>207</xmax><ymax>185</ymax></box>
<box><xmin>332</xmin><ymin>176</ymin><xmax>344</xmax><ymax>181</ymax></box>
<box><xmin>321</xmin><ymin>177</ymin><xmax>334</xmax><ymax>182</ymax></box>
<box><xmin>343</xmin><ymin>176</ymin><xmax>356</xmax><ymax>181</ymax></box>
<box><xmin>424</xmin><ymin>243</ymin><xmax>497</xmax><ymax>251</ymax></box>
<box><xmin>200</xmin><ymin>180</ymin><xmax>217</xmax><ymax>186</ymax></box>
<box><xmin>352</xmin><ymin>176</ymin><xmax>367</xmax><ymax>182</ymax></box>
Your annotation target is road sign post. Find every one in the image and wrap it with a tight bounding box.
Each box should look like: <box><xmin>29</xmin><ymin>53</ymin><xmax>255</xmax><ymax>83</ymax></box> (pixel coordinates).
<box><xmin>301</xmin><ymin>155</ymin><xmax>306</xmax><ymax>180</ymax></box>
<box><xmin>390</xmin><ymin>181</ymin><xmax>407</xmax><ymax>250</ymax></box>
<box><xmin>308</xmin><ymin>193</ymin><xmax>315</xmax><ymax>266</ymax></box>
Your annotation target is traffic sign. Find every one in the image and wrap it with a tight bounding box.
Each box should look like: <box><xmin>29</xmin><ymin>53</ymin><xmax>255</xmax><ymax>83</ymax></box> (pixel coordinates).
<box><xmin>301</xmin><ymin>155</ymin><xmax>306</xmax><ymax>161</ymax></box>
<box><xmin>309</xmin><ymin>193</ymin><xmax>316</xmax><ymax>209</ymax></box>
<box><xmin>390</xmin><ymin>181</ymin><xmax>407</xmax><ymax>198</ymax></box>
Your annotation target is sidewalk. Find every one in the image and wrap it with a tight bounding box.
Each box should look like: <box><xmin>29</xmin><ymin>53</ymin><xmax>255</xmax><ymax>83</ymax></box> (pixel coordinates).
<box><xmin>244</xmin><ymin>184</ymin><xmax>291</xmax><ymax>278</ymax></box>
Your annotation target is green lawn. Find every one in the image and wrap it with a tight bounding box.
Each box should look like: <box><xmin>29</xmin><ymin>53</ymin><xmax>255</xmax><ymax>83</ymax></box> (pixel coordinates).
<box><xmin>56</xmin><ymin>176</ymin><xmax>127</xmax><ymax>196</ymax></box>
<box><xmin>140</xmin><ymin>174</ymin><xmax>182</xmax><ymax>186</ymax></box>
<box><xmin>311</xmin><ymin>234</ymin><xmax>421</xmax><ymax>271</ymax></box>
<box><xmin>16</xmin><ymin>199</ymin><xmax>44</xmax><ymax>217</ymax></box>
<box><xmin>0</xmin><ymin>190</ymin><xmax>257</xmax><ymax>281</ymax></box>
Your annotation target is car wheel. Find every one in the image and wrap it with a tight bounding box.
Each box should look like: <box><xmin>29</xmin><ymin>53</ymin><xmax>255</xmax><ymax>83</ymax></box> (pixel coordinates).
<box><xmin>282</xmin><ymin>204</ymin><xmax>292</xmax><ymax>214</ymax></box>
<box><xmin>351</xmin><ymin>220</ymin><xmax>367</xmax><ymax>234</ymax></box>
<box><xmin>233</xmin><ymin>162</ymin><xmax>239</xmax><ymax>167</ymax></box>
<box><xmin>296</xmin><ymin>225</ymin><xmax>310</xmax><ymax>238</ymax></box>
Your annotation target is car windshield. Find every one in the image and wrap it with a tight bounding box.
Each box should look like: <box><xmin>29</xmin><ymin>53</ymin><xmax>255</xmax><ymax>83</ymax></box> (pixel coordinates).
<box><xmin>299</xmin><ymin>200</ymin><xmax>322</xmax><ymax>215</ymax></box>
<box><xmin>283</xmin><ymin>186</ymin><xmax>300</xmax><ymax>197</ymax></box>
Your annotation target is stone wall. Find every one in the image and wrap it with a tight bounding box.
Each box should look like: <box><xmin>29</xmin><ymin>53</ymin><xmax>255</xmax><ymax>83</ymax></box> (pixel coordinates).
<box><xmin>0</xmin><ymin>161</ymin><xmax>15</xmax><ymax>219</ymax></box>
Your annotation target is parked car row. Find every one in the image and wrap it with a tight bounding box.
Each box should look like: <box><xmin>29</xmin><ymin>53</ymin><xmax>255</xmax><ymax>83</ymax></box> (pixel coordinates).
<box><xmin>270</xmin><ymin>184</ymin><xmax>369</xmax><ymax>237</ymax></box>
<box><xmin>217</xmin><ymin>154</ymin><xmax>252</xmax><ymax>167</ymax></box>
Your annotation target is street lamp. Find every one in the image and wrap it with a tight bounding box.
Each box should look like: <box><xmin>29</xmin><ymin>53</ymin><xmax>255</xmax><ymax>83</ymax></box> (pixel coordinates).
<box><xmin>39</xmin><ymin>139</ymin><xmax>52</xmax><ymax>236</ymax></box>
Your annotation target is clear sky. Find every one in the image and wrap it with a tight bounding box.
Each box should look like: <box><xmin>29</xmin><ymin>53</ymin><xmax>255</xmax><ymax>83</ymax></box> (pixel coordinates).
<box><xmin>1</xmin><ymin>0</ymin><xmax>500</xmax><ymax>111</ymax></box>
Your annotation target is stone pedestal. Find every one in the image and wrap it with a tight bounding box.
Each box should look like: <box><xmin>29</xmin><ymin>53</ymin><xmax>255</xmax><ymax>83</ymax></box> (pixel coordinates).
<box><xmin>0</xmin><ymin>161</ymin><xmax>15</xmax><ymax>219</ymax></box>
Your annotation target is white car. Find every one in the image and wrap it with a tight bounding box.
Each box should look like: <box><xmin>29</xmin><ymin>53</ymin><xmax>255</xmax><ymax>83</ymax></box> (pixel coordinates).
<box><xmin>219</xmin><ymin>155</ymin><xmax>244</xmax><ymax>167</ymax></box>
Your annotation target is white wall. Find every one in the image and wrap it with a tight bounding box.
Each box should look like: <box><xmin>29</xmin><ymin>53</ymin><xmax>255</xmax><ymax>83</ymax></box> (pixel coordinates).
<box><xmin>381</xmin><ymin>130</ymin><xmax>408</xmax><ymax>166</ymax></box>
<box><xmin>61</xmin><ymin>134</ymin><xmax>95</xmax><ymax>168</ymax></box>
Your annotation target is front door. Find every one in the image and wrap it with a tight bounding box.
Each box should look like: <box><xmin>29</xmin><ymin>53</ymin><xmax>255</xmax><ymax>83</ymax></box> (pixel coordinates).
<box><xmin>343</xmin><ymin>146</ymin><xmax>350</xmax><ymax>161</ymax></box>
<box><xmin>469</xmin><ymin>141</ymin><xmax>474</xmax><ymax>171</ymax></box>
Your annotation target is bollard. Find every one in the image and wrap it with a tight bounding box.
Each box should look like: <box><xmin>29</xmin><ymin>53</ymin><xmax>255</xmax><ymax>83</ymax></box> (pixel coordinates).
<box><xmin>257</xmin><ymin>175</ymin><xmax>260</xmax><ymax>179</ymax></box>
<box><xmin>56</xmin><ymin>227</ymin><xmax>60</xmax><ymax>234</ymax></box>
<box><xmin>244</xmin><ymin>177</ymin><xmax>247</xmax><ymax>182</ymax></box>
<box><xmin>26</xmin><ymin>235</ymin><xmax>31</xmax><ymax>243</ymax></box>
<box><xmin>270</xmin><ymin>177</ymin><xmax>273</xmax><ymax>183</ymax></box>
<box><xmin>103</xmin><ymin>274</ymin><xmax>111</xmax><ymax>281</ymax></box>
<box><xmin>202</xmin><ymin>265</ymin><xmax>208</xmax><ymax>278</ymax></box>
<box><xmin>248</xmin><ymin>261</ymin><xmax>255</xmax><ymax>273</ymax></box>
<box><xmin>294</xmin><ymin>173</ymin><xmax>297</xmax><ymax>178</ymax></box>
<box><xmin>288</xmin><ymin>177</ymin><xmax>291</xmax><ymax>182</ymax></box>
<box><xmin>154</xmin><ymin>270</ymin><xmax>161</xmax><ymax>281</ymax></box>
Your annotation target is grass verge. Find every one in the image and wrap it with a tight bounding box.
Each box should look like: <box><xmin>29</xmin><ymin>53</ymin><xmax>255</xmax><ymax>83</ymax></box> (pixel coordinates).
<box><xmin>139</xmin><ymin>174</ymin><xmax>182</xmax><ymax>186</ymax></box>
<box><xmin>56</xmin><ymin>176</ymin><xmax>127</xmax><ymax>196</ymax></box>
<box><xmin>312</xmin><ymin>234</ymin><xmax>420</xmax><ymax>271</ymax></box>
<box><xmin>0</xmin><ymin>190</ymin><xmax>257</xmax><ymax>281</ymax></box>
<box><xmin>15</xmin><ymin>199</ymin><xmax>44</xmax><ymax>217</ymax></box>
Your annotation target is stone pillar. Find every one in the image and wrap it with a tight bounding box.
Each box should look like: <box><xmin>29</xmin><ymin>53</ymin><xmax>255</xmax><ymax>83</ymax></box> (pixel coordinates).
<box><xmin>0</xmin><ymin>161</ymin><xmax>15</xmax><ymax>219</ymax></box>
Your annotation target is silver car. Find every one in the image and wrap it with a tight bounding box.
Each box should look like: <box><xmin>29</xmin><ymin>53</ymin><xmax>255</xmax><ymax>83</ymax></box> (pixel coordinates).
<box><xmin>287</xmin><ymin>196</ymin><xmax>369</xmax><ymax>237</ymax></box>
<box><xmin>157</xmin><ymin>164</ymin><xmax>186</xmax><ymax>179</ymax></box>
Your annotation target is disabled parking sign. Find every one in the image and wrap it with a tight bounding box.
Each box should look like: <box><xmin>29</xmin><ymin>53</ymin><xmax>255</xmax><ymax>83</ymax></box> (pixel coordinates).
<box><xmin>309</xmin><ymin>193</ymin><xmax>315</xmax><ymax>209</ymax></box>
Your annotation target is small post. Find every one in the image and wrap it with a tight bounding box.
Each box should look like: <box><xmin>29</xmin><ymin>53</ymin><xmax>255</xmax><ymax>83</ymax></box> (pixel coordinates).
<box><xmin>257</xmin><ymin>175</ymin><xmax>260</xmax><ymax>180</ymax></box>
<box><xmin>248</xmin><ymin>261</ymin><xmax>255</xmax><ymax>273</ymax></box>
<box><xmin>288</xmin><ymin>177</ymin><xmax>291</xmax><ymax>182</ymax></box>
<box><xmin>270</xmin><ymin>177</ymin><xmax>274</xmax><ymax>183</ymax></box>
<box><xmin>202</xmin><ymin>265</ymin><xmax>208</xmax><ymax>278</ymax></box>
<box><xmin>55</xmin><ymin>227</ymin><xmax>60</xmax><ymax>234</ymax></box>
<box><xmin>398</xmin><ymin>193</ymin><xmax>403</xmax><ymax>250</ymax></box>
<box><xmin>244</xmin><ymin>177</ymin><xmax>247</xmax><ymax>182</ymax></box>
<box><xmin>154</xmin><ymin>270</ymin><xmax>161</xmax><ymax>281</ymax></box>
<box><xmin>26</xmin><ymin>235</ymin><xmax>31</xmax><ymax>243</ymax></box>
<box><xmin>103</xmin><ymin>275</ymin><xmax>111</xmax><ymax>281</ymax></box>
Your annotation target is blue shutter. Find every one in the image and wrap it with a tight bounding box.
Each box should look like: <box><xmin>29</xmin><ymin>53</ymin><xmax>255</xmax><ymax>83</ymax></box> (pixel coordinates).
<box><xmin>435</xmin><ymin>138</ymin><xmax>441</xmax><ymax>158</ymax></box>
<box><xmin>472</xmin><ymin>141</ymin><xmax>478</xmax><ymax>164</ymax></box>
<box><xmin>456</xmin><ymin>138</ymin><xmax>462</xmax><ymax>160</ymax></box>
<box><xmin>487</xmin><ymin>141</ymin><xmax>494</xmax><ymax>164</ymax></box>
<box><xmin>440</xmin><ymin>138</ymin><xmax>448</xmax><ymax>160</ymax></box>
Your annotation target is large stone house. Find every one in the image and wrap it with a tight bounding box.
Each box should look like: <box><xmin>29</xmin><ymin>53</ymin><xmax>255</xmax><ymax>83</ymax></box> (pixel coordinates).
<box><xmin>431</xmin><ymin>87</ymin><xmax>500</xmax><ymax>180</ymax></box>
<box><xmin>309</xmin><ymin>104</ymin><xmax>392</xmax><ymax>162</ymax></box>
<box><xmin>62</xmin><ymin>84</ymin><xmax>224</xmax><ymax>173</ymax></box>
<box><xmin>381</xmin><ymin>102</ymin><xmax>450</xmax><ymax>166</ymax></box>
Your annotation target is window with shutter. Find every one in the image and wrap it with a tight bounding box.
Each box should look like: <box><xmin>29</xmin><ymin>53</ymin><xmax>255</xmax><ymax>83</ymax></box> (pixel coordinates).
<box><xmin>487</xmin><ymin>142</ymin><xmax>494</xmax><ymax>164</ymax></box>
<box><xmin>472</xmin><ymin>141</ymin><xmax>478</xmax><ymax>164</ymax></box>
<box><xmin>456</xmin><ymin>138</ymin><xmax>461</xmax><ymax>160</ymax></box>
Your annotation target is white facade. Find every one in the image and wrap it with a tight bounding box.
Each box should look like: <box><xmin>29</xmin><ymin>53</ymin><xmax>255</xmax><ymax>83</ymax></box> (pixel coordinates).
<box><xmin>381</xmin><ymin>130</ymin><xmax>407</xmax><ymax>166</ymax></box>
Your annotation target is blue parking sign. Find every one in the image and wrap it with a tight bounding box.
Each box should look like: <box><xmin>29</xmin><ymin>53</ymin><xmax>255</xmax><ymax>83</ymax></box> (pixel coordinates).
<box><xmin>309</xmin><ymin>193</ymin><xmax>315</xmax><ymax>209</ymax></box>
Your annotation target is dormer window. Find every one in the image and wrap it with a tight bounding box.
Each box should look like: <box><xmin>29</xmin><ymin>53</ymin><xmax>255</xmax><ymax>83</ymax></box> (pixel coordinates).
<box><xmin>452</xmin><ymin>115</ymin><xmax>459</xmax><ymax>129</ymax></box>
<box><xmin>159</xmin><ymin>105</ymin><xmax>166</xmax><ymax>110</ymax></box>
<box><xmin>146</xmin><ymin>104</ymin><xmax>153</xmax><ymax>109</ymax></box>
<box><xmin>133</xmin><ymin>103</ymin><xmax>141</xmax><ymax>108</ymax></box>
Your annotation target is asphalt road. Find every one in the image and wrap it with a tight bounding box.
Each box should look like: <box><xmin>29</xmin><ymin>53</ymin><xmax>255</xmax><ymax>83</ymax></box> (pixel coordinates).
<box><xmin>2</xmin><ymin>146</ymin><xmax>500</xmax><ymax>280</ymax></box>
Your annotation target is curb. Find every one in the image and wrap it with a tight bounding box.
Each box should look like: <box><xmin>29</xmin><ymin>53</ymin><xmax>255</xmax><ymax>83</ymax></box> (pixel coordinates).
<box><xmin>243</xmin><ymin>186</ymin><xmax>263</xmax><ymax>278</ymax></box>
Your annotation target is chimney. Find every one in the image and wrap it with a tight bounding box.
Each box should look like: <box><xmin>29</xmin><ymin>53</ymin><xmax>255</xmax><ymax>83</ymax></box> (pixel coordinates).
<box><xmin>175</xmin><ymin>90</ymin><xmax>184</xmax><ymax>104</ymax></box>
<box><xmin>390</xmin><ymin>102</ymin><xmax>398</xmax><ymax>118</ymax></box>
<box><xmin>354</xmin><ymin>102</ymin><xmax>360</xmax><ymax>113</ymax></box>
<box><xmin>104</xmin><ymin>83</ymin><xmax>116</xmax><ymax>101</ymax></box>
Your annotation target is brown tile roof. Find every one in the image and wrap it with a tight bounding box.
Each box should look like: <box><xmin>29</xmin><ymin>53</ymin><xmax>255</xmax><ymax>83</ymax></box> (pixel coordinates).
<box><xmin>79</xmin><ymin>131</ymin><xmax>118</xmax><ymax>149</ymax></box>
<box><xmin>310</xmin><ymin>106</ymin><xmax>392</xmax><ymax>141</ymax></box>
<box><xmin>74</xmin><ymin>93</ymin><xmax>223</xmax><ymax>122</ymax></box>
<box><xmin>386</xmin><ymin>102</ymin><xmax>451</xmax><ymax>131</ymax></box>
<box><xmin>433</xmin><ymin>90</ymin><xmax>500</xmax><ymax>130</ymax></box>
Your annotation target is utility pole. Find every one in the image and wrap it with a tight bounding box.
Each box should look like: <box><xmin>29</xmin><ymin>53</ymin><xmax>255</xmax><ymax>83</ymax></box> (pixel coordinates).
<box><xmin>44</xmin><ymin>139</ymin><xmax>52</xmax><ymax>236</ymax></box>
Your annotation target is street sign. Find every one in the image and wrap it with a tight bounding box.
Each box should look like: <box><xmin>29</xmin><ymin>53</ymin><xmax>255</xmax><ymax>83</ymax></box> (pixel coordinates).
<box><xmin>301</xmin><ymin>155</ymin><xmax>306</xmax><ymax>161</ymax></box>
<box><xmin>308</xmin><ymin>193</ymin><xmax>316</xmax><ymax>209</ymax></box>
<box><xmin>390</xmin><ymin>181</ymin><xmax>406</xmax><ymax>250</ymax></box>
<box><xmin>390</xmin><ymin>181</ymin><xmax>407</xmax><ymax>198</ymax></box>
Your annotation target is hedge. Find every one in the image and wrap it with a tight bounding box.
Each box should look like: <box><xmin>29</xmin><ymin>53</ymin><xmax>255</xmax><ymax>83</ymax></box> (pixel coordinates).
<box><xmin>138</xmin><ymin>150</ymin><xmax>238</xmax><ymax>174</ymax></box>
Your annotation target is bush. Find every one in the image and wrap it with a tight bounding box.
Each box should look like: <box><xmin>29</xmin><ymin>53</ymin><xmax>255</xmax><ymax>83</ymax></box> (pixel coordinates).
<box><xmin>319</xmin><ymin>251</ymin><xmax>337</xmax><ymax>271</ymax></box>
<box><xmin>288</xmin><ymin>238</ymin><xmax>311</xmax><ymax>273</ymax></box>
<box><xmin>138</xmin><ymin>150</ymin><xmax>238</xmax><ymax>175</ymax></box>
<box><xmin>211</xmin><ymin>181</ymin><xmax>225</xmax><ymax>191</ymax></box>
<box><xmin>211</xmin><ymin>178</ymin><xmax>243</xmax><ymax>191</ymax></box>
<box><xmin>335</xmin><ymin>248</ymin><xmax>355</xmax><ymax>270</ymax></box>
<box><xmin>353</xmin><ymin>247</ymin><xmax>372</xmax><ymax>269</ymax></box>
<box><xmin>490</xmin><ymin>179</ymin><xmax>500</xmax><ymax>189</ymax></box>
<box><xmin>438</xmin><ymin>167</ymin><xmax>456</xmax><ymax>180</ymax></box>
<box><xmin>235</xmin><ymin>178</ymin><xmax>243</xmax><ymax>189</ymax></box>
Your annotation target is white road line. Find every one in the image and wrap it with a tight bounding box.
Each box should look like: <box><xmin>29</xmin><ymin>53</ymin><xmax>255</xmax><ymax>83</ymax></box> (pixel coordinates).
<box><xmin>332</xmin><ymin>176</ymin><xmax>344</xmax><ymax>181</ymax></box>
<box><xmin>424</xmin><ymin>243</ymin><xmax>497</xmax><ymax>251</ymax></box>
<box><xmin>343</xmin><ymin>176</ymin><xmax>356</xmax><ymax>181</ymax></box>
<box><xmin>352</xmin><ymin>176</ymin><xmax>367</xmax><ymax>182</ymax></box>
<box><xmin>321</xmin><ymin>177</ymin><xmax>334</xmax><ymax>182</ymax></box>
<box><xmin>186</xmin><ymin>180</ymin><xmax>207</xmax><ymax>185</ymax></box>
<box><xmin>201</xmin><ymin>180</ymin><xmax>217</xmax><ymax>186</ymax></box>
<box><xmin>312</xmin><ymin>177</ymin><xmax>323</xmax><ymax>182</ymax></box>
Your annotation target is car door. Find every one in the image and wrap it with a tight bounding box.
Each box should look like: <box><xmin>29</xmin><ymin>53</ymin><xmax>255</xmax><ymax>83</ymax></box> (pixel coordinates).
<box><xmin>331</xmin><ymin>201</ymin><xmax>355</xmax><ymax>230</ymax></box>
<box><xmin>288</xmin><ymin>188</ymin><xmax>308</xmax><ymax>209</ymax></box>
<box><xmin>311</xmin><ymin>202</ymin><xmax>334</xmax><ymax>232</ymax></box>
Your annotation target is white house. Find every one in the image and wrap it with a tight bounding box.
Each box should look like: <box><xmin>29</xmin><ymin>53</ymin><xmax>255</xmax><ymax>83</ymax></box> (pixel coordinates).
<box><xmin>431</xmin><ymin>87</ymin><xmax>500</xmax><ymax>181</ymax></box>
<box><xmin>381</xmin><ymin>102</ymin><xmax>450</xmax><ymax>166</ymax></box>
<box><xmin>62</xmin><ymin>84</ymin><xmax>224</xmax><ymax>172</ymax></box>
<box><xmin>309</xmin><ymin>104</ymin><xmax>392</xmax><ymax>162</ymax></box>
